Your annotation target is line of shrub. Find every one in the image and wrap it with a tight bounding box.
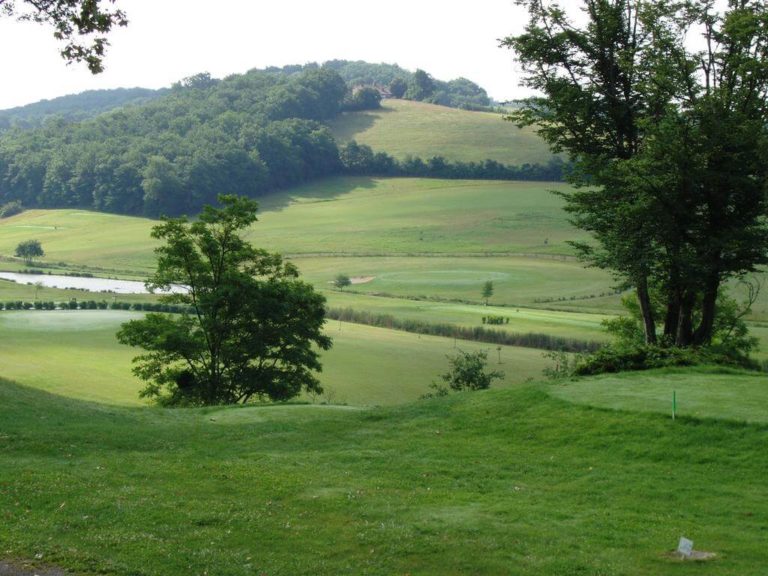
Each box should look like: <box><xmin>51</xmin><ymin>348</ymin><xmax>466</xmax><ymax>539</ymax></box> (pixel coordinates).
<box><xmin>326</xmin><ymin>307</ymin><xmax>601</xmax><ymax>353</ymax></box>
<box><xmin>0</xmin><ymin>300</ymin><xmax>193</xmax><ymax>313</ymax></box>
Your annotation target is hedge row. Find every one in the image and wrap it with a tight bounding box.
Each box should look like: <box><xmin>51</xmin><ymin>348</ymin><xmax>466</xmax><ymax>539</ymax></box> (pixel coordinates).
<box><xmin>0</xmin><ymin>300</ymin><xmax>193</xmax><ymax>313</ymax></box>
<box><xmin>326</xmin><ymin>307</ymin><xmax>601</xmax><ymax>353</ymax></box>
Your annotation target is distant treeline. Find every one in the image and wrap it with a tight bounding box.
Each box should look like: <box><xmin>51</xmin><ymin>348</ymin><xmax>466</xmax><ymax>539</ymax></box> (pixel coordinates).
<box><xmin>0</xmin><ymin>64</ymin><xmax>559</xmax><ymax>218</ymax></box>
<box><xmin>339</xmin><ymin>141</ymin><xmax>567</xmax><ymax>181</ymax></box>
<box><xmin>326</xmin><ymin>307</ymin><xmax>601</xmax><ymax>353</ymax></box>
<box><xmin>269</xmin><ymin>60</ymin><xmax>493</xmax><ymax>110</ymax></box>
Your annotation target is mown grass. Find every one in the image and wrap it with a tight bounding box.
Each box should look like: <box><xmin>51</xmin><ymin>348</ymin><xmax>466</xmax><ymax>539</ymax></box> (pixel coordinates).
<box><xmin>293</xmin><ymin>254</ymin><xmax>619</xmax><ymax>310</ymax></box>
<box><xmin>327</xmin><ymin>99</ymin><xmax>555</xmax><ymax>166</ymax></box>
<box><xmin>254</xmin><ymin>177</ymin><xmax>579</xmax><ymax>256</ymax></box>
<box><xmin>550</xmin><ymin>366</ymin><xmax>768</xmax><ymax>423</ymax></box>
<box><xmin>0</xmin><ymin>310</ymin><xmax>548</xmax><ymax>406</ymax></box>
<box><xmin>1</xmin><ymin>373</ymin><xmax>767</xmax><ymax>575</ymax></box>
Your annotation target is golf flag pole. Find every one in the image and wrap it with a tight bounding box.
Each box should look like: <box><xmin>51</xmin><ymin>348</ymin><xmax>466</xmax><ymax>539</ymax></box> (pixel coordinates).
<box><xmin>672</xmin><ymin>390</ymin><xmax>676</xmax><ymax>420</ymax></box>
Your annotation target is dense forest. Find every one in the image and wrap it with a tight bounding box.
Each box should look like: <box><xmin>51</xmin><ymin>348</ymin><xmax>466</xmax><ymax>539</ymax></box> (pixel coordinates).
<box><xmin>0</xmin><ymin>88</ymin><xmax>166</xmax><ymax>131</ymax></box>
<box><xmin>0</xmin><ymin>63</ymin><xmax>554</xmax><ymax>217</ymax></box>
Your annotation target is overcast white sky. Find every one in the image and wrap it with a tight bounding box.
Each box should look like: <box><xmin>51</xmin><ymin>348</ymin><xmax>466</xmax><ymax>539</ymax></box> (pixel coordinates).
<box><xmin>0</xmin><ymin>0</ymin><xmax>531</xmax><ymax>110</ymax></box>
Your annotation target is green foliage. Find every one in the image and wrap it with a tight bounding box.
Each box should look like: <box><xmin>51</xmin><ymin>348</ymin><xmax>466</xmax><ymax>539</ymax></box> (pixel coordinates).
<box><xmin>333</xmin><ymin>274</ymin><xmax>351</xmax><ymax>291</ymax></box>
<box><xmin>326</xmin><ymin>307</ymin><xmax>601</xmax><ymax>353</ymax></box>
<box><xmin>1</xmin><ymin>0</ymin><xmax>128</xmax><ymax>73</ymax></box>
<box><xmin>506</xmin><ymin>1</ymin><xmax>768</xmax><ymax>347</ymax></box>
<box><xmin>389</xmin><ymin>77</ymin><xmax>407</xmax><ymax>98</ymax></box>
<box><xmin>0</xmin><ymin>67</ymin><xmax>347</xmax><ymax>216</ymax></box>
<box><xmin>343</xmin><ymin>86</ymin><xmax>382</xmax><ymax>111</ymax></box>
<box><xmin>14</xmin><ymin>239</ymin><xmax>44</xmax><ymax>263</ymax></box>
<box><xmin>117</xmin><ymin>195</ymin><xmax>332</xmax><ymax>406</ymax></box>
<box><xmin>425</xmin><ymin>349</ymin><xmax>504</xmax><ymax>397</ymax></box>
<box><xmin>482</xmin><ymin>280</ymin><xmax>494</xmax><ymax>304</ymax></box>
<box><xmin>0</xmin><ymin>200</ymin><xmax>23</xmax><ymax>218</ymax></box>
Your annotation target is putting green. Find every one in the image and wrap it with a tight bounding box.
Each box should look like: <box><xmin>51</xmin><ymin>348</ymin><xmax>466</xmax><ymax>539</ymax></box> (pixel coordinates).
<box><xmin>550</xmin><ymin>367</ymin><xmax>768</xmax><ymax>423</ymax></box>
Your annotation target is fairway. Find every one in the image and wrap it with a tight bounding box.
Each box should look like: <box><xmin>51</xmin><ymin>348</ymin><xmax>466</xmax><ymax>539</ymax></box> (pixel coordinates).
<box><xmin>327</xmin><ymin>99</ymin><xmax>555</xmax><ymax>165</ymax></box>
<box><xmin>1</xmin><ymin>378</ymin><xmax>767</xmax><ymax>575</ymax></box>
<box><xmin>550</xmin><ymin>367</ymin><xmax>768</xmax><ymax>423</ymax></box>
<box><xmin>0</xmin><ymin>310</ymin><xmax>550</xmax><ymax>406</ymax></box>
<box><xmin>255</xmin><ymin>177</ymin><xmax>581</xmax><ymax>256</ymax></box>
<box><xmin>293</xmin><ymin>254</ymin><xmax>619</xmax><ymax>310</ymax></box>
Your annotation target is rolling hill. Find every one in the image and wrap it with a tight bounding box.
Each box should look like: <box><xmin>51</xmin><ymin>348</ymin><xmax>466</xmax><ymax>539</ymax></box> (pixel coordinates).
<box><xmin>327</xmin><ymin>99</ymin><xmax>556</xmax><ymax>166</ymax></box>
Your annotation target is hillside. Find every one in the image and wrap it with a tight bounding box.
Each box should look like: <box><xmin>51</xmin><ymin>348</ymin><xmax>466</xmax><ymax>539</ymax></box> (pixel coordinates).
<box><xmin>0</xmin><ymin>87</ymin><xmax>165</xmax><ymax>130</ymax></box>
<box><xmin>1</xmin><ymin>371</ymin><xmax>767</xmax><ymax>575</ymax></box>
<box><xmin>328</xmin><ymin>99</ymin><xmax>555</xmax><ymax>166</ymax></box>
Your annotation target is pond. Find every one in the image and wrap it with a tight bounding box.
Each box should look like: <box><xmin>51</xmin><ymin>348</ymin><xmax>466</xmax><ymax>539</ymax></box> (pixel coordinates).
<box><xmin>0</xmin><ymin>271</ymin><xmax>186</xmax><ymax>294</ymax></box>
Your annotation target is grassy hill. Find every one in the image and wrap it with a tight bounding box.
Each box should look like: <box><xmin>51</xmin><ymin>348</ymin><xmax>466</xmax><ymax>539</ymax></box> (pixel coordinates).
<box><xmin>327</xmin><ymin>100</ymin><xmax>555</xmax><ymax>166</ymax></box>
<box><xmin>1</xmin><ymin>370</ymin><xmax>767</xmax><ymax>575</ymax></box>
<box><xmin>0</xmin><ymin>310</ymin><xmax>549</xmax><ymax>406</ymax></box>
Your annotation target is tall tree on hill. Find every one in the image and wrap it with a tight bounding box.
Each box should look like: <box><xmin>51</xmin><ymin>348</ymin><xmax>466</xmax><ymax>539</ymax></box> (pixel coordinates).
<box><xmin>1</xmin><ymin>0</ymin><xmax>128</xmax><ymax>73</ymax></box>
<box><xmin>504</xmin><ymin>0</ymin><xmax>768</xmax><ymax>347</ymax></box>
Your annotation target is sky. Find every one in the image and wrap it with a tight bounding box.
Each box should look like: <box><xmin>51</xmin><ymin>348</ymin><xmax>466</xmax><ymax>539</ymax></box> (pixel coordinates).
<box><xmin>0</xmin><ymin>0</ymin><xmax>532</xmax><ymax>111</ymax></box>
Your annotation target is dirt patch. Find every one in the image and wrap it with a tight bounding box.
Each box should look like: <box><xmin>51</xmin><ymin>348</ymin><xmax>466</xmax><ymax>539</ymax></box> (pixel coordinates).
<box><xmin>349</xmin><ymin>276</ymin><xmax>375</xmax><ymax>284</ymax></box>
<box><xmin>663</xmin><ymin>550</ymin><xmax>717</xmax><ymax>562</ymax></box>
<box><xmin>0</xmin><ymin>561</ymin><xmax>69</xmax><ymax>576</ymax></box>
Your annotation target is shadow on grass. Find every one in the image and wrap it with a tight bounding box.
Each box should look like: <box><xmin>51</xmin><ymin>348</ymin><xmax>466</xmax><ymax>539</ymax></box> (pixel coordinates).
<box><xmin>256</xmin><ymin>176</ymin><xmax>380</xmax><ymax>213</ymax></box>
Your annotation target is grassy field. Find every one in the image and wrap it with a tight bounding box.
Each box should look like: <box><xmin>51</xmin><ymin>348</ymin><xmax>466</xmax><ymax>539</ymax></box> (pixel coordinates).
<box><xmin>255</xmin><ymin>178</ymin><xmax>579</xmax><ymax>256</ymax></box>
<box><xmin>294</xmin><ymin>255</ymin><xmax>619</xmax><ymax>310</ymax></box>
<box><xmin>327</xmin><ymin>99</ymin><xmax>555</xmax><ymax>166</ymax></box>
<box><xmin>550</xmin><ymin>366</ymin><xmax>768</xmax><ymax>423</ymax></box>
<box><xmin>0</xmin><ymin>310</ymin><xmax>549</xmax><ymax>407</ymax></box>
<box><xmin>1</xmin><ymin>371</ymin><xmax>767</xmax><ymax>575</ymax></box>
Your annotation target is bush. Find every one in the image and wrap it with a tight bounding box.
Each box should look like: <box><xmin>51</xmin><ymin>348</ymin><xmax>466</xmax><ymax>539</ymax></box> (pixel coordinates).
<box><xmin>424</xmin><ymin>349</ymin><xmax>504</xmax><ymax>398</ymax></box>
<box><xmin>573</xmin><ymin>343</ymin><xmax>701</xmax><ymax>376</ymax></box>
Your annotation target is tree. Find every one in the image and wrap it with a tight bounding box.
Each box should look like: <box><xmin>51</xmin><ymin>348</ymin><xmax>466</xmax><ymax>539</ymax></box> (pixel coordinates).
<box><xmin>405</xmin><ymin>69</ymin><xmax>435</xmax><ymax>101</ymax></box>
<box><xmin>14</xmin><ymin>239</ymin><xmax>43</xmax><ymax>263</ymax></box>
<box><xmin>389</xmin><ymin>77</ymin><xmax>408</xmax><ymax>99</ymax></box>
<box><xmin>117</xmin><ymin>195</ymin><xmax>332</xmax><ymax>406</ymax></box>
<box><xmin>1</xmin><ymin>0</ymin><xmax>128</xmax><ymax>73</ymax></box>
<box><xmin>334</xmin><ymin>274</ymin><xmax>351</xmax><ymax>291</ymax></box>
<box><xmin>504</xmin><ymin>0</ymin><xmax>768</xmax><ymax>348</ymax></box>
<box><xmin>481</xmin><ymin>280</ymin><xmax>494</xmax><ymax>305</ymax></box>
<box><xmin>424</xmin><ymin>350</ymin><xmax>504</xmax><ymax>398</ymax></box>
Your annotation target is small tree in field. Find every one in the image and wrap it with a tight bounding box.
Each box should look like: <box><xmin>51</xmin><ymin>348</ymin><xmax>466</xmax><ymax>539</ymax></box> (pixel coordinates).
<box><xmin>15</xmin><ymin>239</ymin><xmax>44</xmax><ymax>264</ymax></box>
<box><xmin>424</xmin><ymin>349</ymin><xmax>504</xmax><ymax>398</ymax></box>
<box><xmin>482</xmin><ymin>280</ymin><xmax>494</xmax><ymax>305</ymax></box>
<box><xmin>334</xmin><ymin>274</ymin><xmax>352</xmax><ymax>291</ymax></box>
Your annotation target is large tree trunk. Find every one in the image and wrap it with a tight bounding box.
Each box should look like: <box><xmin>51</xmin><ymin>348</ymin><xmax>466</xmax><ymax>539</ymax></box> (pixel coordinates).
<box><xmin>675</xmin><ymin>291</ymin><xmax>695</xmax><ymax>347</ymax></box>
<box><xmin>663</xmin><ymin>288</ymin><xmax>681</xmax><ymax>342</ymax></box>
<box><xmin>636</xmin><ymin>276</ymin><xmax>657</xmax><ymax>344</ymax></box>
<box><xmin>694</xmin><ymin>274</ymin><xmax>720</xmax><ymax>345</ymax></box>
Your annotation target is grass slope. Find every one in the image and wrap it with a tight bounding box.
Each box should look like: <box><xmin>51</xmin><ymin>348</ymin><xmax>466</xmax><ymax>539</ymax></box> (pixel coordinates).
<box><xmin>1</xmin><ymin>376</ymin><xmax>767</xmax><ymax>575</ymax></box>
<box><xmin>327</xmin><ymin>99</ymin><xmax>554</xmax><ymax>166</ymax></box>
<box><xmin>550</xmin><ymin>366</ymin><xmax>768</xmax><ymax>423</ymax></box>
<box><xmin>0</xmin><ymin>310</ymin><xmax>548</xmax><ymax>406</ymax></box>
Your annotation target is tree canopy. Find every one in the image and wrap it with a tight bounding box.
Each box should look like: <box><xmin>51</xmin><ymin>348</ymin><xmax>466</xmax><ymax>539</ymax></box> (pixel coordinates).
<box><xmin>117</xmin><ymin>195</ymin><xmax>332</xmax><ymax>406</ymax></box>
<box><xmin>505</xmin><ymin>0</ymin><xmax>768</xmax><ymax>348</ymax></box>
<box><xmin>0</xmin><ymin>0</ymin><xmax>128</xmax><ymax>73</ymax></box>
<box><xmin>14</xmin><ymin>239</ymin><xmax>43</xmax><ymax>263</ymax></box>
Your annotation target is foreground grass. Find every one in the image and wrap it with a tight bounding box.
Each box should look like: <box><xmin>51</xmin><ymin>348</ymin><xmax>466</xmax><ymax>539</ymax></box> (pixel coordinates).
<box><xmin>0</xmin><ymin>311</ymin><xmax>548</xmax><ymax>406</ymax></box>
<box><xmin>327</xmin><ymin>99</ymin><xmax>554</xmax><ymax>166</ymax></box>
<box><xmin>1</xmin><ymin>374</ymin><xmax>767</xmax><ymax>575</ymax></box>
<box><xmin>550</xmin><ymin>366</ymin><xmax>768</xmax><ymax>423</ymax></box>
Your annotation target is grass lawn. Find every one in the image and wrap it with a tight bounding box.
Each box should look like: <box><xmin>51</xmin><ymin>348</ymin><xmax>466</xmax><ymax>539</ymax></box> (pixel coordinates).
<box><xmin>0</xmin><ymin>310</ymin><xmax>549</xmax><ymax>407</ymax></box>
<box><xmin>1</xmin><ymin>372</ymin><xmax>767</xmax><ymax>575</ymax></box>
<box><xmin>322</xmin><ymin>291</ymin><xmax>612</xmax><ymax>343</ymax></box>
<box><xmin>549</xmin><ymin>366</ymin><xmax>768</xmax><ymax>424</ymax></box>
<box><xmin>255</xmin><ymin>177</ymin><xmax>580</xmax><ymax>256</ymax></box>
<box><xmin>293</xmin><ymin>254</ymin><xmax>619</xmax><ymax>309</ymax></box>
<box><xmin>327</xmin><ymin>99</ymin><xmax>554</xmax><ymax>166</ymax></box>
